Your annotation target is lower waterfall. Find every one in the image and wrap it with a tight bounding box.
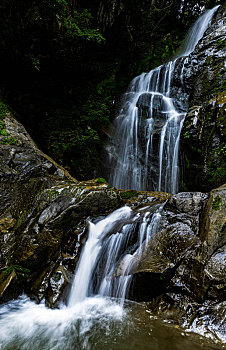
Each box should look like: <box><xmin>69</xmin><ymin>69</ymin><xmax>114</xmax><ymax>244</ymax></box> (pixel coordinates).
<box><xmin>0</xmin><ymin>205</ymin><xmax>166</xmax><ymax>350</ymax></box>
<box><xmin>0</xmin><ymin>205</ymin><xmax>223</xmax><ymax>349</ymax></box>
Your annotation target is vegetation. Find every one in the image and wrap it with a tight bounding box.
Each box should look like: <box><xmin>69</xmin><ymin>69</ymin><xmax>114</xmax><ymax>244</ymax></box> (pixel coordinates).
<box><xmin>212</xmin><ymin>195</ymin><xmax>223</xmax><ymax>210</ymax></box>
<box><xmin>120</xmin><ymin>190</ymin><xmax>138</xmax><ymax>199</ymax></box>
<box><xmin>0</xmin><ymin>0</ymin><xmax>223</xmax><ymax>178</ymax></box>
<box><xmin>0</xmin><ymin>102</ymin><xmax>18</xmax><ymax>145</ymax></box>
<box><xmin>96</xmin><ymin>177</ymin><xmax>107</xmax><ymax>184</ymax></box>
<box><xmin>0</xmin><ymin>265</ymin><xmax>30</xmax><ymax>285</ymax></box>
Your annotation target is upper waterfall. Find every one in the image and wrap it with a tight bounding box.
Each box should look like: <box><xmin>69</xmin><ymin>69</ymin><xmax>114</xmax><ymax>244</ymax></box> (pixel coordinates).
<box><xmin>107</xmin><ymin>5</ymin><xmax>220</xmax><ymax>193</ymax></box>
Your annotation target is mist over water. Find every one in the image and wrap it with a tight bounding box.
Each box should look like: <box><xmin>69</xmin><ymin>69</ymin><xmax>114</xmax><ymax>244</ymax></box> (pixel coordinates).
<box><xmin>0</xmin><ymin>295</ymin><xmax>222</xmax><ymax>350</ymax></box>
<box><xmin>0</xmin><ymin>202</ymin><xmax>224</xmax><ymax>350</ymax></box>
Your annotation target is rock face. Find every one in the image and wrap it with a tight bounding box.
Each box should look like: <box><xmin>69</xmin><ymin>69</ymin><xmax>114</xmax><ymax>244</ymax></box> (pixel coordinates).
<box><xmin>0</xmin><ymin>7</ymin><xmax>225</xmax><ymax>344</ymax></box>
<box><xmin>177</xmin><ymin>6</ymin><xmax>226</xmax><ymax>191</ymax></box>
<box><xmin>0</xmin><ymin>105</ymin><xmax>225</xmax><ymax>343</ymax></box>
<box><xmin>0</xmin><ymin>107</ymin><xmax>122</xmax><ymax>306</ymax></box>
<box><xmin>126</xmin><ymin>187</ymin><xmax>226</xmax><ymax>343</ymax></box>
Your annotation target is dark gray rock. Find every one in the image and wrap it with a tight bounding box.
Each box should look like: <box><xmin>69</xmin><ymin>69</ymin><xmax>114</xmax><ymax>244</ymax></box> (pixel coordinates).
<box><xmin>179</xmin><ymin>6</ymin><xmax>226</xmax><ymax>191</ymax></box>
<box><xmin>123</xmin><ymin>186</ymin><xmax>226</xmax><ymax>344</ymax></box>
<box><xmin>0</xmin><ymin>111</ymin><xmax>122</xmax><ymax>307</ymax></box>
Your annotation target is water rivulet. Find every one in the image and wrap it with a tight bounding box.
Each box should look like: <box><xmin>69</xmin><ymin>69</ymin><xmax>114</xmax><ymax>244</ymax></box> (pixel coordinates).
<box><xmin>108</xmin><ymin>6</ymin><xmax>220</xmax><ymax>193</ymax></box>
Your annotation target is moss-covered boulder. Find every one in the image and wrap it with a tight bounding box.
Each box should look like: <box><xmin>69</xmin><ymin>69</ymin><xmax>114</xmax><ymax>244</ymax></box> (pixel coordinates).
<box><xmin>0</xmin><ymin>105</ymin><xmax>122</xmax><ymax>306</ymax></box>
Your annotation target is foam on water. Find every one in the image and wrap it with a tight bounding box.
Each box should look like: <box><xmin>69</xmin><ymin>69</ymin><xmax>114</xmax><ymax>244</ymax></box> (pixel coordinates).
<box><xmin>0</xmin><ymin>295</ymin><xmax>124</xmax><ymax>350</ymax></box>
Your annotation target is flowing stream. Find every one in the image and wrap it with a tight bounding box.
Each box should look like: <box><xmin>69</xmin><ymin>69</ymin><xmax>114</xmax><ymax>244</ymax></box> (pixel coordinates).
<box><xmin>108</xmin><ymin>6</ymin><xmax>220</xmax><ymax>193</ymax></box>
<box><xmin>0</xmin><ymin>206</ymin><xmax>223</xmax><ymax>350</ymax></box>
<box><xmin>0</xmin><ymin>6</ymin><xmax>223</xmax><ymax>350</ymax></box>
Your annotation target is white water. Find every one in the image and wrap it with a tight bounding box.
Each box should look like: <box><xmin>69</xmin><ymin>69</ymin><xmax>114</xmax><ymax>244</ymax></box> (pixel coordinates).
<box><xmin>181</xmin><ymin>6</ymin><xmax>220</xmax><ymax>56</ymax></box>
<box><xmin>0</xmin><ymin>6</ymin><xmax>222</xmax><ymax>350</ymax></box>
<box><xmin>0</xmin><ymin>203</ymin><xmax>224</xmax><ymax>349</ymax></box>
<box><xmin>68</xmin><ymin>206</ymin><xmax>134</xmax><ymax>305</ymax></box>
<box><xmin>0</xmin><ymin>205</ymin><xmax>164</xmax><ymax>350</ymax></box>
<box><xmin>108</xmin><ymin>5</ymin><xmax>220</xmax><ymax>193</ymax></box>
<box><xmin>0</xmin><ymin>294</ymin><xmax>124</xmax><ymax>350</ymax></box>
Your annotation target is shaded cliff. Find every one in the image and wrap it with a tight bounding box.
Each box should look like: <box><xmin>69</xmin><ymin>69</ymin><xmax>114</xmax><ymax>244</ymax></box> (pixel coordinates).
<box><xmin>178</xmin><ymin>6</ymin><xmax>226</xmax><ymax>191</ymax></box>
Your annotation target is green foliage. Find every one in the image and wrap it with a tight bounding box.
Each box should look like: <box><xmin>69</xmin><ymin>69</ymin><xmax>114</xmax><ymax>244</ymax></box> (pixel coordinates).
<box><xmin>0</xmin><ymin>102</ymin><xmax>18</xmax><ymax>145</ymax></box>
<box><xmin>0</xmin><ymin>265</ymin><xmax>30</xmax><ymax>285</ymax></box>
<box><xmin>96</xmin><ymin>177</ymin><xmax>107</xmax><ymax>184</ymax></box>
<box><xmin>216</xmin><ymin>38</ymin><xmax>226</xmax><ymax>50</ymax></box>
<box><xmin>216</xmin><ymin>143</ymin><xmax>226</xmax><ymax>156</ymax></box>
<box><xmin>60</xmin><ymin>8</ymin><xmax>104</xmax><ymax>43</ymax></box>
<box><xmin>212</xmin><ymin>195</ymin><xmax>222</xmax><ymax>210</ymax></box>
<box><xmin>16</xmin><ymin>211</ymin><xmax>28</xmax><ymax>228</ymax></box>
<box><xmin>120</xmin><ymin>190</ymin><xmax>138</xmax><ymax>199</ymax></box>
<box><xmin>184</xmin><ymin>131</ymin><xmax>190</xmax><ymax>139</ymax></box>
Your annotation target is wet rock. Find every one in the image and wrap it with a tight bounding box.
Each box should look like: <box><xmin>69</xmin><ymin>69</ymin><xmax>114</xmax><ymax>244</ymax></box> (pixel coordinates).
<box><xmin>200</xmin><ymin>184</ymin><xmax>226</xmax><ymax>256</ymax></box>
<box><xmin>0</xmin><ymin>110</ymin><xmax>121</xmax><ymax>306</ymax></box>
<box><xmin>125</xmin><ymin>186</ymin><xmax>226</xmax><ymax>343</ymax></box>
<box><xmin>119</xmin><ymin>189</ymin><xmax>171</xmax><ymax>210</ymax></box>
<box><xmin>136</xmin><ymin>93</ymin><xmax>165</xmax><ymax>119</ymax></box>
<box><xmin>187</xmin><ymin>301</ymin><xmax>226</xmax><ymax>344</ymax></box>
<box><xmin>179</xmin><ymin>6</ymin><xmax>226</xmax><ymax>191</ymax></box>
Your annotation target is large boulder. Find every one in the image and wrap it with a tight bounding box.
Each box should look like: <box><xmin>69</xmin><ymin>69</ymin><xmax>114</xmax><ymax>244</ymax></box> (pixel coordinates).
<box><xmin>0</xmin><ymin>105</ymin><xmax>122</xmax><ymax>306</ymax></box>
<box><xmin>123</xmin><ymin>187</ymin><xmax>226</xmax><ymax>343</ymax></box>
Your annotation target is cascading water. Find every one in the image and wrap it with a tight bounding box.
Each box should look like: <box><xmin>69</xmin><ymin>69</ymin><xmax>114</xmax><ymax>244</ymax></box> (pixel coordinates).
<box><xmin>0</xmin><ymin>6</ymin><xmax>222</xmax><ymax>350</ymax></box>
<box><xmin>108</xmin><ymin>5</ymin><xmax>220</xmax><ymax>194</ymax></box>
<box><xmin>69</xmin><ymin>204</ymin><xmax>164</xmax><ymax>306</ymax></box>
<box><xmin>0</xmin><ymin>205</ymin><xmax>165</xmax><ymax>350</ymax></box>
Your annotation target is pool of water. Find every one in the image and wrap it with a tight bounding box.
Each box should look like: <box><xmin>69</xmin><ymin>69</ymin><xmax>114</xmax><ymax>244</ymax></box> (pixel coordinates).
<box><xmin>0</xmin><ymin>295</ymin><xmax>224</xmax><ymax>350</ymax></box>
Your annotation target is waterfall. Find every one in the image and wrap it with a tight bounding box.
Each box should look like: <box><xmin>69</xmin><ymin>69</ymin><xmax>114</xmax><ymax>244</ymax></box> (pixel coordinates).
<box><xmin>69</xmin><ymin>204</ymin><xmax>164</xmax><ymax>306</ymax></box>
<box><xmin>108</xmin><ymin>5</ymin><xmax>220</xmax><ymax>194</ymax></box>
<box><xmin>0</xmin><ymin>6</ymin><xmax>222</xmax><ymax>350</ymax></box>
<box><xmin>0</xmin><ymin>204</ymin><xmax>165</xmax><ymax>349</ymax></box>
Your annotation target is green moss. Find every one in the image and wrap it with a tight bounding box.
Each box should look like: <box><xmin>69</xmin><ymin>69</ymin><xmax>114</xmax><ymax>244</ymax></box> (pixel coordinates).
<box><xmin>96</xmin><ymin>177</ymin><xmax>107</xmax><ymax>184</ymax></box>
<box><xmin>16</xmin><ymin>210</ymin><xmax>27</xmax><ymax>228</ymax></box>
<box><xmin>205</xmin><ymin>56</ymin><xmax>211</xmax><ymax>65</ymax></box>
<box><xmin>184</xmin><ymin>131</ymin><xmax>190</xmax><ymax>139</ymax></box>
<box><xmin>52</xmin><ymin>272</ymin><xmax>61</xmax><ymax>282</ymax></box>
<box><xmin>0</xmin><ymin>265</ymin><xmax>30</xmax><ymax>285</ymax></box>
<box><xmin>43</xmin><ymin>189</ymin><xmax>62</xmax><ymax>201</ymax></box>
<box><xmin>0</xmin><ymin>266</ymin><xmax>14</xmax><ymax>285</ymax></box>
<box><xmin>185</xmin><ymin>155</ymin><xmax>190</xmax><ymax>169</ymax></box>
<box><xmin>0</xmin><ymin>136</ymin><xmax>18</xmax><ymax>145</ymax></box>
<box><xmin>212</xmin><ymin>195</ymin><xmax>222</xmax><ymax>210</ymax></box>
<box><xmin>0</xmin><ymin>101</ymin><xmax>18</xmax><ymax>145</ymax></box>
<box><xmin>216</xmin><ymin>38</ymin><xmax>226</xmax><ymax>50</ymax></box>
<box><xmin>120</xmin><ymin>190</ymin><xmax>138</xmax><ymax>199</ymax></box>
<box><xmin>0</xmin><ymin>101</ymin><xmax>10</xmax><ymax>119</ymax></box>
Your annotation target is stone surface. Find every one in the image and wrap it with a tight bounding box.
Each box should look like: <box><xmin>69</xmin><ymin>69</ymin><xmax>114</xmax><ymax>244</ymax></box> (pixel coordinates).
<box><xmin>122</xmin><ymin>187</ymin><xmax>226</xmax><ymax>344</ymax></box>
<box><xmin>0</xmin><ymin>111</ymin><xmax>122</xmax><ymax>306</ymax></box>
<box><xmin>178</xmin><ymin>6</ymin><xmax>226</xmax><ymax>191</ymax></box>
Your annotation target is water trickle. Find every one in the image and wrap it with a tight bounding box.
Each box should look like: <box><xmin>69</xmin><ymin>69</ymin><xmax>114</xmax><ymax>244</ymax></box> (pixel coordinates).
<box><xmin>108</xmin><ymin>6</ymin><xmax>220</xmax><ymax>194</ymax></box>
